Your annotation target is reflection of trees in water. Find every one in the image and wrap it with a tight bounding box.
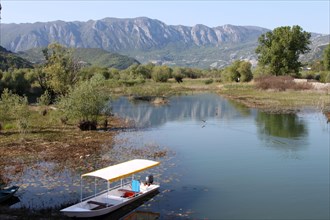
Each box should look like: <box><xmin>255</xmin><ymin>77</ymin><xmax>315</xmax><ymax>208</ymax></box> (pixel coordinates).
<box><xmin>227</xmin><ymin>100</ymin><xmax>251</xmax><ymax>117</ymax></box>
<box><xmin>256</xmin><ymin>113</ymin><xmax>307</xmax><ymax>138</ymax></box>
<box><xmin>256</xmin><ymin>112</ymin><xmax>308</xmax><ymax>157</ymax></box>
<box><xmin>112</xmin><ymin>94</ymin><xmax>252</xmax><ymax>127</ymax></box>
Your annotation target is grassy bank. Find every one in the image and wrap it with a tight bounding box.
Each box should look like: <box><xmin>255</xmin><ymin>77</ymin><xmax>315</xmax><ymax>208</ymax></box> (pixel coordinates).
<box><xmin>1</xmin><ymin>78</ymin><xmax>329</xmax><ymax>176</ymax></box>
<box><xmin>218</xmin><ymin>82</ymin><xmax>330</xmax><ymax>113</ymax></box>
<box><xmin>107</xmin><ymin>78</ymin><xmax>330</xmax><ymax>113</ymax></box>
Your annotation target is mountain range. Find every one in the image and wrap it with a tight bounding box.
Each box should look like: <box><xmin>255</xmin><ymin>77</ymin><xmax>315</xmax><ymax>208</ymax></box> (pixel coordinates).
<box><xmin>1</xmin><ymin>17</ymin><xmax>329</xmax><ymax>69</ymax></box>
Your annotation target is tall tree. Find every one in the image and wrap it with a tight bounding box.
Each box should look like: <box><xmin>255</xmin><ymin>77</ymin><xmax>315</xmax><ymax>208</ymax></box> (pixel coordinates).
<box><xmin>256</xmin><ymin>25</ymin><xmax>311</xmax><ymax>76</ymax></box>
<box><xmin>41</xmin><ymin>43</ymin><xmax>81</xmax><ymax>96</ymax></box>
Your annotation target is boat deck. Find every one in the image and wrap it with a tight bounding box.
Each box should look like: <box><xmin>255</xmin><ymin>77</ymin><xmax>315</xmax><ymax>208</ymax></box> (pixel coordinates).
<box><xmin>71</xmin><ymin>183</ymin><xmax>159</xmax><ymax>211</ymax></box>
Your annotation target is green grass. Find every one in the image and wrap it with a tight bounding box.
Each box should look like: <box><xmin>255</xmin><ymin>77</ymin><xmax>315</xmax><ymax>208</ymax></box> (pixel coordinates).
<box><xmin>219</xmin><ymin>82</ymin><xmax>330</xmax><ymax>112</ymax></box>
<box><xmin>104</xmin><ymin>78</ymin><xmax>330</xmax><ymax>113</ymax></box>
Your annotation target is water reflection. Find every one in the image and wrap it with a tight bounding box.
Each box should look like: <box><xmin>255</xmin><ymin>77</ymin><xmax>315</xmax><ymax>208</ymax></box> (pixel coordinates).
<box><xmin>255</xmin><ymin>112</ymin><xmax>309</xmax><ymax>159</ymax></box>
<box><xmin>111</xmin><ymin>93</ymin><xmax>252</xmax><ymax>128</ymax></box>
<box><xmin>110</xmin><ymin>94</ymin><xmax>329</xmax><ymax>219</ymax></box>
<box><xmin>256</xmin><ymin>113</ymin><xmax>307</xmax><ymax>138</ymax></box>
<box><xmin>2</xmin><ymin>93</ymin><xmax>328</xmax><ymax>219</ymax></box>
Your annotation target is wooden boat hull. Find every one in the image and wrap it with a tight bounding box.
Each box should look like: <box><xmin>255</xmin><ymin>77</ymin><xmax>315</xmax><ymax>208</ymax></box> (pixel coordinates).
<box><xmin>61</xmin><ymin>184</ymin><xmax>159</xmax><ymax>218</ymax></box>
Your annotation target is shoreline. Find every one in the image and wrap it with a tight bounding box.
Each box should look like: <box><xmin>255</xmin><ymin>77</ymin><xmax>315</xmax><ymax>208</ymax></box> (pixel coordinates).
<box><xmin>1</xmin><ymin>83</ymin><xmax>329</xmax><ymax>218</ymax></box>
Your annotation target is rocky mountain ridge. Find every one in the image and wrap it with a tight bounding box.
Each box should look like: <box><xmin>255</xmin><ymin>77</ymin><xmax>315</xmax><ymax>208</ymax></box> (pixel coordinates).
<box><xmin>1</xmin><ymin>17</ymin><xmax>329</xmax><ymax>68</ymax></box>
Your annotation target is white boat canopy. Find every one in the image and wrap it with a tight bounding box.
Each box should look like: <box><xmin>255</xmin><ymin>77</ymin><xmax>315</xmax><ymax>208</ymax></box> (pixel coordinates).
<box><xmin>82</xmin><ymin>159</ymin><xmax>160</xmax><ymax>182</ymax></box>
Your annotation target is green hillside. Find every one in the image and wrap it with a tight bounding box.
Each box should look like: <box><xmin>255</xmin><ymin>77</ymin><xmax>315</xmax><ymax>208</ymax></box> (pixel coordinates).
<box><xmin>17</xmin><ymin>47</ymin><xmax>139</xmax><ymax>70</ymax></box>
<box><xmin>0</xmin><ymin>46</ymin><xmax>33</xmax><ymax>71</ymax></box>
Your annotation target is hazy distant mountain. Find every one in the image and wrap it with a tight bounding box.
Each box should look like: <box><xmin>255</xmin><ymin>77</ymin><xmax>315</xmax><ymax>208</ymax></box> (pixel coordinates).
<box><xmin>1</xmin><ymin>17</ymin><xmax>329</xmax><ymax>68</ymax></box>
<box><xmin>299</xmin><ymin>34</ymin><xmax>330</xmax><ymax>63</ymax></box>
<box><xmin>18</xmin><ymin>47</ymin><xmax>140</xmax><ymax>69</ymax></box>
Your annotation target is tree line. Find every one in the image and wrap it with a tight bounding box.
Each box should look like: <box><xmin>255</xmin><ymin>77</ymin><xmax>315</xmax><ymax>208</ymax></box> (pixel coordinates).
<box><xmin>0</xmin><ymin>25</ymin><xmax>329</xmax><ymax>132</ymax></box>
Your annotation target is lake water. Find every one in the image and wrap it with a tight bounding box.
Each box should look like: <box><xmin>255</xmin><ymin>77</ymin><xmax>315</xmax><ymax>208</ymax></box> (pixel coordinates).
<box><xmin>2</xmin><ymin>93</ymin><xmax>328</xmax><ymax>219</ymax></box>
<box><xmin>111</xmin><ymin>93</ymin><xmax>329</xmax><ymax>219</ymax></box>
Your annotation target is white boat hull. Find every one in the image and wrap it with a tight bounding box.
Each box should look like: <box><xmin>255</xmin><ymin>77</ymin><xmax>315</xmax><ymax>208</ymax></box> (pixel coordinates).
<box><xmin>61</xmin><ymin>184</ymin><xmax>159</xmax><ymax>218</ymax></box>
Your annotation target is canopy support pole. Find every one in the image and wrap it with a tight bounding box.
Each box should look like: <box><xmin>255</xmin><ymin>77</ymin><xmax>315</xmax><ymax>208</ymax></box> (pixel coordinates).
<box><xmin>80</xmin><ymin>177</ymin><xmax>83</xmax><ymax>205</ymax></box>
<box><xmin>94</xmin><ymin>177</ymin><xmax>97</xmax><ymax>198</ymax></box>
<box><xmin>107</xmin><ymin>181</ymin><xmax>110</xmax><ymax>204</ymax></box>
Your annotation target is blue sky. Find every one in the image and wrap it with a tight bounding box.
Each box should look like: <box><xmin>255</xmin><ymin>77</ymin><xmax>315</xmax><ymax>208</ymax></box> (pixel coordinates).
<box><xmin>1</xmin><ymin>0</ymin><xmax>329</xmax><ymax>34</ymax></box>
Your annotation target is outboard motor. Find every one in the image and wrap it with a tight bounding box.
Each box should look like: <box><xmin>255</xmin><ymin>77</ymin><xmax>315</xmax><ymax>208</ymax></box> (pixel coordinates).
<box><xmin>145</xmin><ymin>175</ymin><xmax>154</xmax><ymax>185</ymax></box>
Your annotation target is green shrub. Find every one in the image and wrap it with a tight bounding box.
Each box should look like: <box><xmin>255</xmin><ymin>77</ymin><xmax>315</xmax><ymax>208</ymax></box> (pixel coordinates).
<box><xmin>222</xmin><ymin>61</ymin><xmax>252</xmax><ymax>82</ymax></box>
<box><xmin>204</xmin><ymin>79</ymin><xmax>214</xmax><ymax>85</ymax></box>
<box><xmin>58</xmin><ymin>74</ymin><xmax>111</xmax><ymax>130</ymax></box>
<box><xmin>151</xmin><ymin>66</ymin><xmax>172</xmax><ymax>82</ymax></box>
<box><xmin>319</xmin><ymin>71</ymin><xmax>330</xmax><ymax>83</ymax></box>
<box><xmin>325</xmin><ymin>72</ymin><xmax>330</xmax><ymax>83</ymax></box>
<box><xmin>0</xmin><ymin>89</ymin><xmax>30</xmax><ymax>133</ymax></box>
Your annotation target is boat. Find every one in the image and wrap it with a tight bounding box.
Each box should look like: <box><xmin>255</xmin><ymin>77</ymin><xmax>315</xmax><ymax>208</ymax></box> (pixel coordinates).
<box><xmin>0</xmin><ymin>185</ymin><xmax>19</xmax><ymax>203</ymax></box>
<box><xmin>60</xmin><ymin>159</ymin><xmax>160</xmax><ymax>218</ymax></box>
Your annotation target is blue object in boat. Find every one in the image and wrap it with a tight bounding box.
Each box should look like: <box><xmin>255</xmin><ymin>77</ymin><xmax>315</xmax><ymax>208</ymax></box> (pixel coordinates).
<box><xmin>132</xmin><ymin>180</ymin><xmax>140</xmax><ymax>192</ymax></box>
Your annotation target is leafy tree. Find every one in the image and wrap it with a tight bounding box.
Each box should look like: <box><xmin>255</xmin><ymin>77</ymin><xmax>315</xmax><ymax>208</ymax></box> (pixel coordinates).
<box><xmin>182</xmin><ymin>68</ymin><xmax>202</xmax><ymax>79</ymax></box>
<box><xmin>252</xmin><ymin>65</ymin><xmax>272</xmax><ymax>78</ymax></box>
<box><xmin>136</xmin><ymin>64</ymin><xmax>152</xmax><ymax>79</ymax></box>
<box><xmin>108</xmin><ymin>68</ymin><xmax>120</xmax><ymax>80</ymax></box>
<box><xmin>222</xmin><ymin>61</ymin><xmax>240</xmax><ymax>82</ymax></box>
<box><xmin>58</xmin><ymin>74</ymin><xmax>111</xmax><ymax>130</ymax></box>
<box><xmin>79</xmin><ymin>66</ymin><xmax>110</xmax><ymax>80</ymax></box>
<box><xmin>144</xmin><ymin>63</ymin><xmax>155</xmax><ymax>74</ymax></box>
<box><xmin>151</xmin><ymin>65</ymin><xmax>172</xmax><ymax>82</ymax></box>
<box><xmin>221</xmin><ymin>60</ymin><xmax>253</xmax><ymax>82</ymax></box>
<box><xmin>172</xmin><ymin>67</ymin><xmax>185</xmax><ymax>83</ymax></box>
<box><xmin>206</xmin><ymin>69</ymin><xmax>222</xmax><ymax>79</ymax></box>
<box><xmin>41</xmin><ymin>43</ymin><xmax>81</xmax><ymax>96</ymax></box>
<box><xmin>256</xmin><ymin>25</ymin><xmax>311</xmax><ymax>76</ymax></box>
<box><xmin>323</xmin><ymin>44</ymin><xmax>330</xmax><ymax>71</ymax></box>
<box><xmin>237</xmin><ymin>61</ymin><xmax>253</xmax><ymax>82</ymax></box>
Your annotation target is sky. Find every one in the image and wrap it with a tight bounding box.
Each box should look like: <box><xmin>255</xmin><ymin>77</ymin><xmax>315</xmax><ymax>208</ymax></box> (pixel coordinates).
<box><xmin>0</xmin><ymin>0</ymin><xmax>329</xmax><ymax>34</ymax></box>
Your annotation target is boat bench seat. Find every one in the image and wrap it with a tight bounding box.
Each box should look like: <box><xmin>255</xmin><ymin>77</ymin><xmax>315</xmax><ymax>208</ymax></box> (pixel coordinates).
<box><xmin>87</xmin><ymin>200</ymin><xmax>113</xmax><ymax>210</ymax></box>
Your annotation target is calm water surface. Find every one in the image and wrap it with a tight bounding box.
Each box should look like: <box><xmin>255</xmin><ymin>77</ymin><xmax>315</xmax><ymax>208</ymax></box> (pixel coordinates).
<box><xmin>111</xmin><ymin>93</ymin><xmax>329</xmax><ymax>219</ymax></box>
<box><xmin>3</xmin><ymin>93</ymin><xmax>329</xmax><ymax>219</ymax></box>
